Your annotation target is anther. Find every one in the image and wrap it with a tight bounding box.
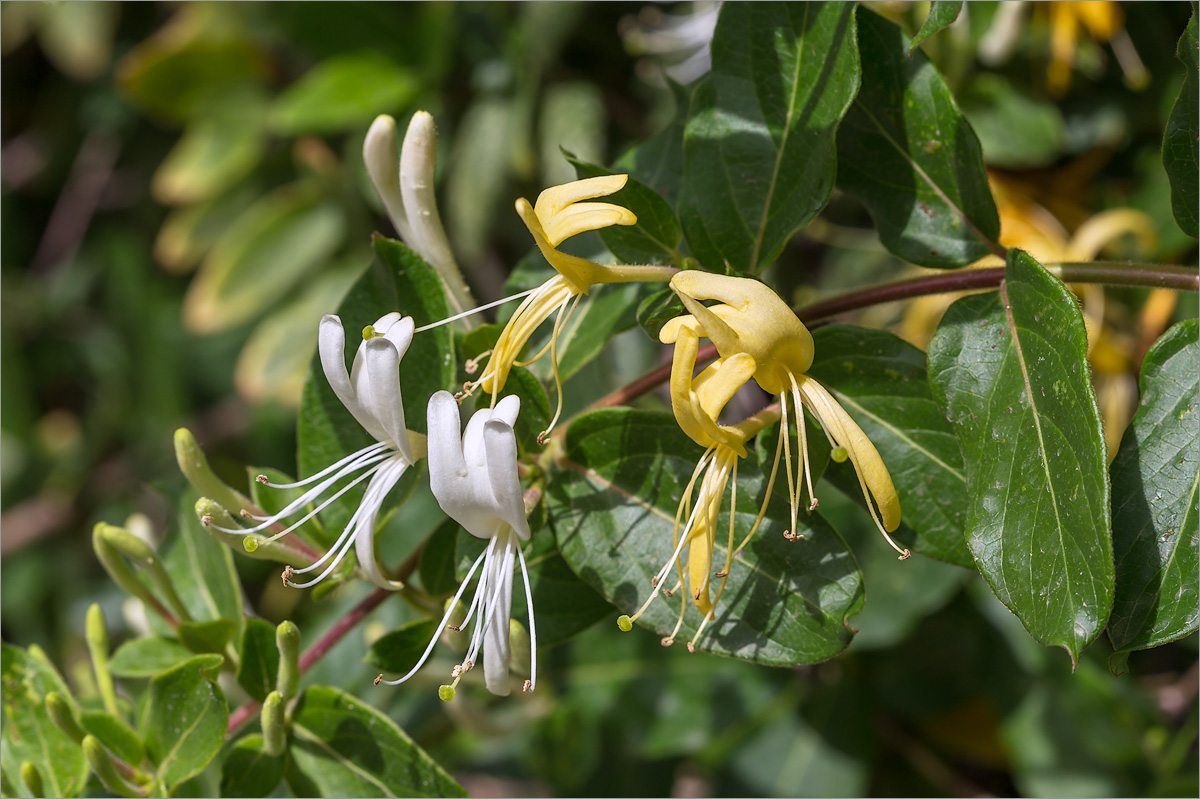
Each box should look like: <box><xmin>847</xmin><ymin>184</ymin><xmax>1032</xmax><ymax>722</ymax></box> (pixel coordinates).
<box><xmin>256</xmin><ymin>474</ymin><xmax>270</xmax><ymax>484</ymax></box>
<box><xmin>661</xmin><ymin>637</ymin><xmax>674</xmax><ymax>647</ymax></box>
<box><xmin>663</xmin><ymin>588</ymin><xmax>674</xmax><ymax>597</ymax></box>
<box><xmin>650</xmin><ymin>576</ymin><xmax>658</xmax><ymax>588</ymax></box>
<box><xmin>808</xmin><ymin>498</ymin><xmax>819</xmax><ymax>512</ymax></box>
<box><xmin>714</xmin><ymin>570</ymin><xmax>728</xmax><ymax>578</ymax></box>
<box><xmin>462</xmin><ymin>660</ymin><xmax>473</xmax><ymax>671</ymax></box>
<box><xmin>447</xmin><ymin>624</ymin><xmax>461</xmax><ymax>632</ymax></box>
<box><xmin>463</xmin><ymin>350</ymin><xmax>492</xmax><ymax>375</ymax></box>
<box><xmin>451</xmin><ymin>665</ymin><xmax>462</xmax><ymax>678</ymax></box>
<box><xmin>200</xmin><ymin>515</ymin><xmax>213</xmax><ymax>526</ymax></box>
<box><xmin>898</xmin><ymin>549</ymin><xmax>911</xmax><ymax>561</ymax></box>
<box><xmin>536</xmin><ymin>430</ymin><xmax>550</xmax><ymax>445</ymax></box>
<box><xmin>282</xmin><ymin>566</ymin><xmax>293</xmax><ymax>586</ymax></box>
<box><xmin>522</xmin><ymin>679</ymin><xmax>532</xmax><ymax>693</ymax></box>
<box><xmin>783</xmin><ymin>530</ymin><xmax>798</xmax><ymax>541</ymax></box>
<box><xmin>686</xmin><ymin>642</ymin><xmax>696</xmax><ymax>654</ymax></box>
<box><xmin>240</xmin><ymin>509</ymin><xmax>252</xmax><ymax>518</ymax></box>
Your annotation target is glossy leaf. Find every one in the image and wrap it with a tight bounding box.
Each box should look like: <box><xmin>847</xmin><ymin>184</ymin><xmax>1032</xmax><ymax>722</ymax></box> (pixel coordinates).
<box><xmin>1163</xmin><ymin>12</ymin><xmax>1198</xmax><ymax>238</ymax></box>
<box><xmin>183</xmin><ymin>185</ymin><xmax>346</xmax><ymax>333</ymax></box>
<box><xmin>909</xmin><ymin>1</ymin><xmax>963</xmax><ymax>52</ymax></box>
<box><xmin>1108</xmin><ymin>320</ymin><xmax>1199</xmax><ymax>659</ymax></box>
<box><xmin>928</xmin><ymin>249</ymin><xmax>1113</xmax><ymax>665</ymax></box>
<box><xmin>237</xmin><ymin>618</ymin><xmax>281</xmax><ymax>703</ymax></box>
<box><xmin>166</xmin><ymin>493</ymin><xmax>243</xmax><ymax>637</ymax></box>
<box><xmin>635</xmin><ymin>287</ymin><xmax>686</xmax><ymax>341</ymax></box>
<box><xmin>79</xmin><ymin>711</ymin><xmax>144</xmax><ymax>766</ymax></box>
<box><xmin>177</xmin><ymin>619</ymin><xmax>236</xmax><ymax>655</ymax></box>
<box><xmin>220</xmin><ymin>735</ymin><xmax>284</xmax><ymax>798</ymax></box>
<box><xmin>551</xmin><ymin>408</ymin><xmax>864</xmax><ymax>665</ymax></box>
<box><xmin>679</xmin><ymin>2</ymin><xmax>860</xmax><ymax>273</ymax></box>
<box><xmin>835</xmin><ymin>9</ymin><xmax>999</xmax><ymax>268</ymax></box>
<box><xmin>0</xmin><ymin>643</ymin><xmax>88</xmax><ymax>798</ymax></box>
<box><xmin>289</xmin><ymin>685</ymin><xmax>466</xmax><ymax>797</ymax></box>
<box><xmin>143</xmin><ymin>655</ymin><xmax>228</xmax><ymax>792</ymax></box>
<box><xmin>807</xmin><ymin>325</ymin><xmax>972</xmax><ymax>566</ymax></box>
<box><xmin>270</xmin><ymin>52</ymin><xmax>417</xmax><ymax>134</ymax></box>
<box><xmin>108</xmin><ymin>636</ymin><xmax>194</xmax><ymax>678</ymax></box>
<box><xmin>567</xmin><ymin>155</ymin><xmax>682</xmax><ymax>265</ymax></box>
<box><xmin>297</xmin><ymin>236</ymin><xmax>454</xmax><ymax>534</ymax></box>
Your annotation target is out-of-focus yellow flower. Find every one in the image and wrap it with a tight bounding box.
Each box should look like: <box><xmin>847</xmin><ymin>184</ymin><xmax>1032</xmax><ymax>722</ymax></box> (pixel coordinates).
<box><xmin>1043</xmin><ymin>1</ymin><xmax>1148</xmax><ymax>94</ymax></box>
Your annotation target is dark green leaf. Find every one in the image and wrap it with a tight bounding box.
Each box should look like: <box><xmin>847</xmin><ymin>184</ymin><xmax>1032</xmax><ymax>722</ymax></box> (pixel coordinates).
<box><xmin>567</xmin><ymin>154</ymin><xmax>682</xmax><ymax>265</ymax></box>
<box><xmin>270</xmin><ymin>52</ymin><xmax>417</xmax><ymax>134</ymax></box>
<box><xmin>613</xmin><ymin>80</ymin><xmax>690</xmax><ymax>207</ymax></box>
<box><xmin>636</xmin><ymin>288</ymin><xmax>686</xmax><ymax>340</ymax></box>
<box><xmin>298</xmin><ymin>237</ymin><xmax>454</xmax><ymax>533</ymax></box>
<box><xmin>236</xmin><ymin>618</ymin><xmax>281</xmax><ymax>703</ymax></box>
<box><xmin>928</xmin><ymin>249</ymin><xmax>1113</xmax><ymax>665</ymax></box>
<box><xmin>177</xmin><ymin>619</ymin><xmax>236</xmax><ymax>655</ymax></box>
<box><xmin>79</xmin><ymin>711</ymin><xmax>144</xmax><ymax>766</ymax></box>
<box><xmin>959</xmin><ymin>74</ymin><xmax>1065</xmax><ymax>169</ymax></box>
<box><xmin>1108</xmin><ymin>320</ymin><xmax>1199</xmax><ymax>659</ymax></box>
<box><xmin>143</xmin><ymin>655</ymin><xmax>228</xmax><ymax>792</ymax></box>
<box><xmin>835</xmin><ymin>9</ymin><xmax>1000</xmax><ymax>268</ymax></box>
<box><xmin>0</xmin><ymin>643</ymin><xmax>88</xmax><ymax>798</ymax></box>
<box><xmin>219</xmin><ymin>735</ymin><xmax>284</xmax><ymax>798</ymax></box>
<box><xmin>468</xmin><ymin>365</ymin><xmax>551</xmax><ymax>455</ymax></box>
<box><xmin>365</xmin><ymin>618</ymin><xmax>440</xmax><ymax>675</ymax></box>
<box><xmin>289</xmin><ymin>685</ymin><xmax>466</xmax><ymax>797</ymax></box>
<box><xmin>168</xmin><ymin>492</ymin><xmax>243</xmax><ymax>636</ymax></box>
<box><xmin>552</xmin><ymin>408</ymin><xmax>864</xmax><ymax>665</ymax></box>
<box><xmin>680</xmin><ymin>2</ymin><xmax>860</xmax><ymax>273</ymax></box>
<box><xmin>108</xmin><ymin>636</ymin><xmax>194</xmax><ymax>678</ymax></box>
<box><xmin>524</xmin><ymin>529</ymin><xmax>611</xmax><ymax>646</ymax></box>
<box><xmin>808</xmin><ymin>325</ymin><xmax>972</xmax><ymax>566</ymax></box>
<box><xmin>1164</xmin><ymin>12</ymin><xmax>1198</xmax><ymax>238</ymax></box>
<box><xmin>419</xmin><ymin>518</ymin><xmax>463</xmax><ymax>596</ymax></box>
<box><xmin>909</xmin><ymin>1</ymin><xmax>963</xmax><ymax>52</ymax></box>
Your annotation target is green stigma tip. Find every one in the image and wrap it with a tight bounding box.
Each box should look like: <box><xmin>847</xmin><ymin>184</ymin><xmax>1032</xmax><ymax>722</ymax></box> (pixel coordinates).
<box><xmin>243</xmin><ymin>536</ymin><xmax>260</xmax><ymax>553</ymax></box>
<box><xmin>617</xmin><ymin>615</ymin><xmax>633</xmax><ymax>632</ymax></box>
<box><xmin>831</xmin><ymin>446</ymin><xmax>849</xmax><ymax>463</ymax></box>
<box><xmin>438</xmin><ymin>685</ymin><xmax>456</xmax><ymax>702</ymax></box>
<box><xmin>362</xmin><ymin>325</ymin><xmax>376</xmax><ymax>340</ymax></box>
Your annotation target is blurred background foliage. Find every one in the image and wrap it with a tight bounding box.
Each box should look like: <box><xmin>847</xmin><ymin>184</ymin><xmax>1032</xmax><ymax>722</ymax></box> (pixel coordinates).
<box><xmin>1</xmin><ymin>2</ymin><xmax>1196</xmax><ymax>797</ymax></box>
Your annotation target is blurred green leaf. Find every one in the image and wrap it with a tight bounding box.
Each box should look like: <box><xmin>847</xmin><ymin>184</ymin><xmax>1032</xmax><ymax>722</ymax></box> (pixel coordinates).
<box><xmin>959</xmin><ymin>74</ymin><xmax>1065</xmax><ymax>169</ymax></box>
<box><xmin>909</xmin><ymin>1</ymin><xmax>962</xmax><ymax>52</ymax></box>
<box><xmin>836</xmin><ymin>9</ymin><xmax>1000</xmax><ymax>268</ymax></box>
<box><xmin>37</xmin><ymin>1</ymin><xmax>116</xmax><ymax>81</ymax></box>
<box><xmin>447</xmin><ymin>97</ymin><xmax>514</xmax><ymax>263</ymax></box>
<box><xmin>297</xmin><ymin>237</ymin><xmax>454</xmax><ymax>534</ymax></box>
<box><xmin>1163</xmin><ymin>12</ymin><xmax>1198</xmax><ymax>238</ymax></box>
<box><xmin>808</xmin><ymin>325</ymin><xmax>972</xmax><ymax>566</ymax></box>
<box><xmin>1108</xmin><ymin>320</ymin><xmax>1199</xmax><ymax>660</ymax></box>
<box><xmin>552</xmin><ymin>408</ymin><xmax>864</xmax><ymax>665</ymax></box>
<box><xmin>166</xmin><ymin>492</ymin><xmax>244</xmax><ymax>637</ymax></box>
<box><xmin>0</xmin><ymin>643</ymin><xmax>88</xmax><ymax>798</ymax></box>
<box><xmin>152</xmin><ymin>109</ymin><xmax>265</xmax><ymax>206</ymax></box>
<box><xmin>177</xmin><ymin>619</ymin><xmax>236</xmax><ymax>656</ymax></box>
<box><xmin>365</xmin><ymin>618</ymin><xmax>439</xmax><ymax>675</ymax></box>
<box><xmin>79</xmin><ymin>711</ymin><xmax>144</xmax><ymax>767</ymax></box>
<box><xmin>270</xmin><ymin>52</ymin><xmax>418</xmax><ymax>135</ymax></box>
<box><xmin>567</xmin><ymin>155</ymin><xmax>682</xmax><ymax>265</ymax></box>
<box><xmin>289</xmin><ymin>685</ymin><xmax>466</xmax><ymax>797</ymax></box>
<box><xmin>108</xmin><ymin>636</ymin><xmax>194</xmax><ymax>678</ymax></box>
<box><xmin>680</xmin><ymin>2</ymin><xmax>860</xmax><ymax>273</ymax></box>
<box><xmin>183</xmin><ymin>185</ymin><xmax>346</xmax><ymax>333</ymax></box>
<box><xmin>614</xmin><ymin>80</ymin><xmax>690</xmax><ymax>207</ymax></box>
<box><xmin>143</xmin><ymin>655</ymin><xmax>228</xmax><ymax>793</ymax></box>
<box><xmin>928</xmin><ymin>250</ymin><xmax>1113</xmax><ymax>664</ymax></box>
<box><xmin>237</xmin><ymin>618</ymin><xmax>281</xmax><ymax>704</ymax></box>
<box><xmin>419</xmin><ymin>518</ymin><xmax>464</xmax><ymax>597</ymax></box>
<box><xmin>219</xmin><ymin>734</ymin><xmax>284</xmax><ymax>798</ymax></box>
<box><xmin>541</xmin><ymin>83</ymin><xmax>607</xmax><ymax>188</ymax></box>
<box><xmin>153</xmin><ymin>185</ymin><xmax>259</xmax><ymax>274</ymax></box>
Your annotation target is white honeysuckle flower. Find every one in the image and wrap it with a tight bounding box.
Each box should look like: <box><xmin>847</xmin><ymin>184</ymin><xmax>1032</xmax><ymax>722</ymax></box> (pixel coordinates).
<box><xmin>206</xmin><ymin>312</ymin><xmax>425</xmax><ymax>592</ymax></box>
<box><xmin>376</xmin><ymin>390</ymin><xmax>536</xmax><ymax>698</ymax></box>
<box><xmin>363</xmin><ymin>112</ymin><xmax>475</xmax><ymax>320</ymax></box>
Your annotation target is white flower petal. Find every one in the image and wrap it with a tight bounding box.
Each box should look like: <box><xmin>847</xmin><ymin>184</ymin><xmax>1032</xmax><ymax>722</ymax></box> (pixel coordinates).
<box><xmin>483</xmin><ymin>417</ymin><xmax>530</xmax><ymax>540</ymax></box>
<box><xmin>354</xmin><ymin>459</ymin><xmax>410</xmax><ymax>591</ymax></box>
<box><xmin>364</xmin><ymin>339</ymin><xmax>412</xmax><ymax>461</ymax></box>
<box><xmin>363</xmin><ymin>115</ymin><xmax>414</xmax><ymax>243</ymax></box>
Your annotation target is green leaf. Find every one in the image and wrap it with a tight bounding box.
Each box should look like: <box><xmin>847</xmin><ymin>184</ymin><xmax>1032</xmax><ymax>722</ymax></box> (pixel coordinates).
<box><xmin>613</xmin><ymin>80</ymin><xmax>690</xmax><ymax>207</ymax></box>
<box><xmin>909</xmin><ymin>1</ymin><xmax>962</xmax><ymax>52</ymax></box>
<box><xmin>219</xmin><ymin>735</ymin><xmax>284</xmax><ymax>798</ymax></box>
<box><xmin>143</xmin><ymin>655</ymin><xmax>228</xmax><ymax>792</ymax></box>
<box><xmin>635</xmin><ymin>287</ymin><xmax>686</xmax><ymax>341</ymax></box>
<box><xmin>118</xmin><ymin>34</ymin><xmax>266</xmax><ymax>123</ymax></box>
<box><xmin>679</xmin><ymin>2</ymin><xmax>860</xmax><ymax>273</ymax></box>
<box><xmin>1163</xmin><ymin>12</ymin><xmax>1198</xmax><ymax>238</ymax></box>
<box><xmin>79</xmin><ymin>711</ymin><xmax>144</xmax><ymax>766</ymax></box>
<box><xmin>152</xmin><ymin>107</ymin><xmax>265</xmax><ymax>205</ymax></box>
<box><xmin>523</xmin><ymin>528</ymin><xmax>612</xmax><ymax>646</ymax></box>
<box><xmin>289</xmin><ymin>685</ymin><xmax>466</xmax><ymax>797</ymax></box>
<box><xmin>1108</xmin><ymin>320</ymin><xmax>1199</xmax><ymax>658</ymax></box>
<box><xmin>0</xmin><ymin>643</ymin><xmax>88</xmax><ymax>798</ymax></box>
<box><xmin>959</xmin><ymin>74</ymin><xmax>1065</xmax><ymax>169</ymax></box>
<box><xmin>183</xmin><ymin>185</ymin><xmax>346</xmax><ymax>333</ymax></box>
<box><xmin>270</xmin><ymin>51</ymin><xmax>418</xmax><ymax>135</ymax></box>
<box><xmin>551</xmin><ymin>408</ymin><xmax>864</xmax><ymax>665</ymax></box>
<box><xmin>297</xmin><ymin>237</ymin><xmax>454</xmax><ymax>534</ymax></box>
<box><xmin>153</xmin><ymin>185</ymin><xmax>259</xmax><ymax>274</ymax></box>
<box><xmin>928</xmin><ymin>249</ymin><xmax>1113</xmax><ymax>665</ymax></box>
<box><xmin>166</xmin><ymin>492</ymin><xmax>243</xmax><ymax>637</ymax></box>
<box><xmin>567</xmin><ymin>155</ymin><xmax>682</xmax><ymax>265</ymax></box>
<box><xmin>236</xmin><ymin>618</ymin><xmax>281</xmax><ymax>704</ymax></box>
<box><xmin>835</xmin><ymin>9</ymin><xmax>999</xmax><ymax>268</ymax></box>
<box><xmin>108</xmin><ymin>636</ymin><xmax>195</xmax><ymax>678</ymax></box>
<box><xmin>419</xmin><ymin>518</ymin><xmax>464</xmax><ymax>596</ymax></box>
<box><xmin>177</xmin><ymin>619</ymin><xmax>236</xmax><ymax>655</ymax></box>
<box><xmin>807</xmin><ymin>325</ymin><xmax>972</xmax><ymax>566</ymax></box>
<box><xmin>365</xmin><ymin>618</ymin><xmax>440</xmax><ymax>675</ymax></box>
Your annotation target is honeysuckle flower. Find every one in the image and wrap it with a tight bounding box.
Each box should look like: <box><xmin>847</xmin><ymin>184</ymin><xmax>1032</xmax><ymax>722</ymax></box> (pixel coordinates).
<box><xmin>205</xmin><ymin>312</ymin><xmax>425</xmax><ymax>591</ymax></box>
<box><xmin>364</xmin><ymin>112</ymin><xmax>476</xmax><ymax>320</ymax></box>
<box><xmin>617</xmin><ymin>319</ymin><xmax>777</xmax><ymax>650</ymax></box>
<box><xmin>667</xmin><ymin>271</ymin><xmax>906</xmax><ymax>558</ymax></box>
<box><xmin>376</xmin><ymin>390</ymin><xmax>535</xmax><ymax>697</ymax></box>
<box><xmin>620</xmin><ymin>1</ymin><xmax>720</xmax><ymax>85</ymax></box>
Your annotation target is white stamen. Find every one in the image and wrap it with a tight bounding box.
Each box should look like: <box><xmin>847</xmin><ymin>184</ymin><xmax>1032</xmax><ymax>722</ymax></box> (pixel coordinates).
<box><xmin>414</xmin><ymin>288</ymin><xmax>540</xmax><ymax>333</ymax></box>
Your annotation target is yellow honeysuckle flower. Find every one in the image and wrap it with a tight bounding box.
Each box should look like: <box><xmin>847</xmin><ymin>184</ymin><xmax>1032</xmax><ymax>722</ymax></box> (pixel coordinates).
<box><xmin>667</xmin><ymin>272</ymin><xmax>905</xmax><ymax>556</ymax></box>
<box><xmin>1043</xmin><ymin>1</ymin><xmax>1146</xmax><ymax>95</ymax></box>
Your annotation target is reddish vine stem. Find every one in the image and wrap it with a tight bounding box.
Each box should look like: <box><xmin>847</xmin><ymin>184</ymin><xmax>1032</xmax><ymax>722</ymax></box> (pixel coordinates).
<box><xmin>586</xmin><ymin>262</ymin><xmax>1199</xmax><ymax>413</ymax></box>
